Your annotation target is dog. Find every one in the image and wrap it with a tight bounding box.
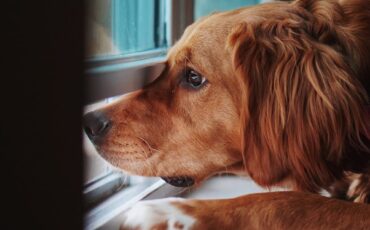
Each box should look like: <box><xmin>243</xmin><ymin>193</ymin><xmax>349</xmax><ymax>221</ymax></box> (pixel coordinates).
<box><xmin>84</xmin><ymin>0</ymin><xmax>370</xmax><ymax>229</ymax></box>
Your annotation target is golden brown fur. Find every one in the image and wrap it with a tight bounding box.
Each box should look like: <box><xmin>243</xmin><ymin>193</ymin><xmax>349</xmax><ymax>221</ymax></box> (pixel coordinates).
<box><xmin>86</xmin><ymin>0</ymin><xmax>370</xmax><ymax>228</ymax></box>
<box><xmin>178</xmin><ymin>192</ymin><xmax>370</xmax><ymax>230</ymax></box>
<box><xmin>229</xmin><ymin>0</ymin><xmax>370</xmax><ymax>194</ymax></box>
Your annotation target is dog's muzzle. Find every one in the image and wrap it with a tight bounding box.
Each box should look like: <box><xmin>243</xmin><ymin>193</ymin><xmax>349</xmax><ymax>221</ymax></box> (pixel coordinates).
<box><xmin>161</xmin><ymin>176</ymin><xmax>195</xmax><ymax>187</ymax></box>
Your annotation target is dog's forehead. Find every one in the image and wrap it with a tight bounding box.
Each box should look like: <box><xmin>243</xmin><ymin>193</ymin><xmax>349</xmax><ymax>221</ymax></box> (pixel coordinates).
<box><xmin>166</xmin><ymin>2</ymin><xmax>293</xmax><ymax>71</ymax></box>
<box><xmin>166</xmin><ymin>5</ymin><xmax>272</xmax><ymax>63</ymax></box>
<box><xmin>167</xmin><ymin>15</ymin><xmax>231</xmax><ymax>69</ymax></box>
<box><xmin>167</xmin><ymin>45</ymin><xmax>192</xmax><ymax>67</ymax></box>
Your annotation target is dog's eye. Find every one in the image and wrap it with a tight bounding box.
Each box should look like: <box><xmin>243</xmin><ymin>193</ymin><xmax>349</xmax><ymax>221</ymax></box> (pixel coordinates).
<box><xmin>186</xmin><ymin>70</ymin><xmax>206</xmax><ymax>88</ymax></box>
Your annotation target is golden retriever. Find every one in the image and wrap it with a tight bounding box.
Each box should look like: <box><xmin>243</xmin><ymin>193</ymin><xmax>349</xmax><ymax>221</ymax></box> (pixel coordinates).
<box><xmin>84</xmin><ymin>0</ymin><xmax>370</xmax><ymax>229</ymax></box>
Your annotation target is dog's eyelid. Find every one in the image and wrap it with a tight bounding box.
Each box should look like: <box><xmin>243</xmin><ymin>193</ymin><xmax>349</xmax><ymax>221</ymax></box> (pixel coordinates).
<box><xmin>186</xmin><ymin>68</ymin><xmax>206</xmax><ymax>81</ymax></box>
<box><xmin>186</xmin><ymin>66</ymin><xmax>205</xmax><ymax>78</ymax></box>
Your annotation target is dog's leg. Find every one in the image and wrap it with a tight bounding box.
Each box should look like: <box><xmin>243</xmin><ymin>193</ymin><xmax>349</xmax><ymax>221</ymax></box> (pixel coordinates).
<box><xmin>119</xmin><ymin>192</ymin><xmax>370</xmax><ymax>230</ymax></box>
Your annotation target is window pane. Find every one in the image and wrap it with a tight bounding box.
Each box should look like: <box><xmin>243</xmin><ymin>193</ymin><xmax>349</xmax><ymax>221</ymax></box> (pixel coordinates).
<box><xmin>86</xmin><ymin>0</ymin><xmax>168</xmax><ymax>58</ymax></box>
<box><xmin>194</xmin><ymin>0</ymin><xmax>260</xmax><ymax>20</ymax></box>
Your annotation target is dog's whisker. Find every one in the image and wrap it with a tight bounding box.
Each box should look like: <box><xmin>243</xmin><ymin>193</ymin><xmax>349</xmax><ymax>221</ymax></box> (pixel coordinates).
<box><xmin>146</xmin><ymin>160</ymin><xmax>157</xmax><ymax>177</ymax></box>
<box><xmin>136</xmin><ymin>136</ymin><xmax>162</xmax><ymax>153</ymax></box>
<box><xmin>224</xmin><ymin>163</ymin><xmax>229</xmax><ymax>174</ymax></box>
<box><xmin>133</xmin><ymin>137</ymin><xmax>159</xmax><ymax>176</ymax></box>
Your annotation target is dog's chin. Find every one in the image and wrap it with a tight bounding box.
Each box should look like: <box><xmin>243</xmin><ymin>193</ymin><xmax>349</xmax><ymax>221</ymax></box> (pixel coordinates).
<box><xmin>95</xmin><ymin>148</ymin><xmax>211</xmax><ymax>187</ymax></box>
<box><xmin>94</xmin><ymin>149</ymin><xmax>150</xmax><ymax>173</ymax></box>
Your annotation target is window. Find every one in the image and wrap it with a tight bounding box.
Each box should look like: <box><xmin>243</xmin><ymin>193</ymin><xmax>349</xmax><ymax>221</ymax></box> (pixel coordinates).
<box><xmin>194</xmin><ymin>0</ymin><xmax>260</xmax><ymax>19</ymax></box>
<box><xmin>84</xmin><ymin>0</ymin><xmax>263</xmax><ymax>229</ymax></box>
<box><xmin>86</xmin><ymin>0</ymin><xmax>168</xmax><ymax>58</ymax></box>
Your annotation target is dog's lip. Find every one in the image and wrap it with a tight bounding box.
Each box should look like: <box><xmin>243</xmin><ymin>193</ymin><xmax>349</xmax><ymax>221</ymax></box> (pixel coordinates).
<box><xmin>161</xmin><ymin>176</ymin><xmax>195</xmax><ymax>187</ymax></box>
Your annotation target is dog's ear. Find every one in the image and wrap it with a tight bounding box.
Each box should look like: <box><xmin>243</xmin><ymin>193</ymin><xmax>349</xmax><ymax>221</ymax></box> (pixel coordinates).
<box><xmin>291</xmin><ymin>0</ymin><xmax>370</xmax><ymax>75</ymax></box>
<box><xmin>292</xmin><ymin>0</ymin><xmax>339</xmax><ymax>19</ymax></box>
<box><xmin>228</xmin><ymin>15</ymin><xmax>368</xmax><ymax>192</ymax></box>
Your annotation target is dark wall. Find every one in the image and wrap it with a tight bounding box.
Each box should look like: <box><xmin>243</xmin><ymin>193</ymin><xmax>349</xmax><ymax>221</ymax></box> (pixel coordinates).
<box><xmin>2</xmin><ymin>0</ymin><xmax>84</xmax><ymax>229</ymax></box>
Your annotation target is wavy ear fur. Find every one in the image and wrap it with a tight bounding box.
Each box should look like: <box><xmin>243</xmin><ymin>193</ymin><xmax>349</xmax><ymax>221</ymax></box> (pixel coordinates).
<box><xmin>228</xmin><ymin>1</ymin><xmax>369</xmax><ymax>192</ymax></box>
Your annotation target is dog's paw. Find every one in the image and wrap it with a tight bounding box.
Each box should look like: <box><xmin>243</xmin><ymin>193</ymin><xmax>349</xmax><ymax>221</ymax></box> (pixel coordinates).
<box><xmin>120</xmin><ymin>198</ymin><xmax>196</xmax><ymax>230</ymax></box>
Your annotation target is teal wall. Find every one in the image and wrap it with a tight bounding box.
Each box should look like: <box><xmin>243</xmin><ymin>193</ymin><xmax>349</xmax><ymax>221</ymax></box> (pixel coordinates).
<box><xmin>194</xmin><ymin>0</ymin><xmax>260</xmax><ymax>19</ymax></box>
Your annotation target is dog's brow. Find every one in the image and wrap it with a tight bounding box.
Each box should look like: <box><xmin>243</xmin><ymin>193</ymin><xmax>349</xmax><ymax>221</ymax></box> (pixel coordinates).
<box><xmin>169</xmin><ymin>47</ymin><xmax>192</xmax><ymax>67</ymax></box>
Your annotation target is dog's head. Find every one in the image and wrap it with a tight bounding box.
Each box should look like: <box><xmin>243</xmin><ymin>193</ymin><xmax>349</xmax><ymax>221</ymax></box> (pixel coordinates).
<box><xmin>84</xmin><ymin>0</ymin><xmax>369</xmax><ymax>189</ymax></box>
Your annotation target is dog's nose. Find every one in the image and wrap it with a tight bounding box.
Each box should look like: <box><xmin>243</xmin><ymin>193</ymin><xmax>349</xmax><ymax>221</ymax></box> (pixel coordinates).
<box><xmin>83</xmin><ymin>111</ymin><xmax>111</xmax><ymax>141</ymax></box>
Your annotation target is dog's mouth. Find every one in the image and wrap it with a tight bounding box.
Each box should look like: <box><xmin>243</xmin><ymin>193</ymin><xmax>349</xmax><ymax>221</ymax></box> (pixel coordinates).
<box><xmin>161</xmin><ymin>176</ymin><xmax>195</xmax><ymax>187</ymax></box>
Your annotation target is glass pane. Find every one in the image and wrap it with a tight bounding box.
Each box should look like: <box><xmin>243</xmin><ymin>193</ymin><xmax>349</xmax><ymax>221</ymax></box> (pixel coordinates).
<box><xmin>194</xmin><ymin>0</ymin><xmax>260</xmax><ymax>20</ymax></box>
<box><xmin>86</xmin><ymin>0</ymin><xmax>168</xmax><ymax>58</ymax></box>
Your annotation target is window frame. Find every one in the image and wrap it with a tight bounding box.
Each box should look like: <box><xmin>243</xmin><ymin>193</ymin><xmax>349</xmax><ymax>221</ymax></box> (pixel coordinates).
<box><xmin>84</xmin><ymin>0</ymin><xmax>194</xmax><ymax>104</ymax></box>
<box><xmin>83</xmin><ymin>1</ymin><xmax>194</xmax><ymax>229</ymax></box>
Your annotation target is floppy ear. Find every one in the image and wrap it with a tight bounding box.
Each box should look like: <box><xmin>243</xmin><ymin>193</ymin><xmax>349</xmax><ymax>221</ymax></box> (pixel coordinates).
<box><xmin>228</xmin><ymin>12</ymin><xmax>368</xmax><ymax>192</ymax></box>
<box><xmin>292</xmin><ymin>0</ymin><xmax>370</xmax><ymax>85</ymax></box>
